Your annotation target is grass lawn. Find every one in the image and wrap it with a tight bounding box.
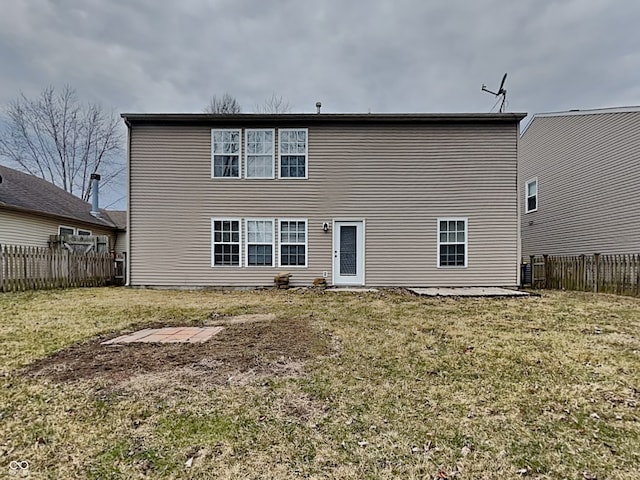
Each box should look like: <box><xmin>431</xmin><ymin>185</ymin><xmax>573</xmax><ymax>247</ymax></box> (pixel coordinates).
<box><xmin>1</xmin><ymin>287</ymin><xmax>639</xmax><ymax>479</ymax></box>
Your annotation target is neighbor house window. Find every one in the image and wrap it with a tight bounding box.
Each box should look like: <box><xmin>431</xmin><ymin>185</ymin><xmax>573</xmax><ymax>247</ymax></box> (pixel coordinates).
<box><xmin>279</xmin><ymin>129</ymin><xmax>308</xmax><ymax>178</ymax></box>
<box><xmin>246</xmin><ymin>219</ymin><xmax>274</xmax><ymax>266</ymax></box>
<box><xmin>211</xmin><ymin>129</ymin><xmax>241</xmax><ymax>178</ymax></box>
<box><xmin>212</xmin><ymin>219</ymin><xmax>241</xmax><ymax>266</ymax></box>
<box><xmin>437</xmin><ymin>218</ymin><xmax>467</xmax><ymax>267</ymax></box>
<box><xmin>245</xmin><ymin>129</ymin><xmax>275</xmax><ymax>178</ymax></box>
<box><xmin>58</xmin><ymin>226</ymin><xmax>75</xmax><ymax>236</ymax></box>
<box><xmin>279</xmin><ymin>219</ymin><xmax>307</xmax><ymax>267</ymax></box>
<box><xmin>526</xmin><ymin>178</ymin><xmax>538</xmax><ymax>213</ymax></box>
<box><xmin>77</xmin><ymin>229</ymin><xmax>92</xmax><ymax>236</ymax></box>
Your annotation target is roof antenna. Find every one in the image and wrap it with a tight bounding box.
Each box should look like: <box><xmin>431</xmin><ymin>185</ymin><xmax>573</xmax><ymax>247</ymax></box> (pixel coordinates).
<box><xmin>482</xmin><ymin>73</ymin><xmax>508</xmax><ymax>112</ymax></box>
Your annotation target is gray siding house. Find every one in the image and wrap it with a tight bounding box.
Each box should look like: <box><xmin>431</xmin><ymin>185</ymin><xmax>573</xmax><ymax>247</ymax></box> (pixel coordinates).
<box><xmin>122</xmin><ymin>112</ymin><xmax>525</xmax><ymax>288</ymax></box>
<box><xmin>0</xmin><ymin>164</ymin><xmax>126</xmax><ymax>252</ymax></box>
<box><xmin>519</xmin><ymin>107</ymin><xmax>640</xmax><ymax>257</ymax></box>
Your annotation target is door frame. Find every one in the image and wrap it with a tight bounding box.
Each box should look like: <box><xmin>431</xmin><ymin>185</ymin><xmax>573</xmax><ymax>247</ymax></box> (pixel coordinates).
<box><xmin>332</xmin><ymin>219</ymin><xmax>365</xmax><ymax>286</ymax></box>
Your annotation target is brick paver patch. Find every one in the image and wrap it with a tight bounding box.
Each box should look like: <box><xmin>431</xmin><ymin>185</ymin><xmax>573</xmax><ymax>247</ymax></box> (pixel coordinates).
<box><xmin>102</xmin><ymin>326</ymin><xmax>224</xmax><ymax>345</ymax></box>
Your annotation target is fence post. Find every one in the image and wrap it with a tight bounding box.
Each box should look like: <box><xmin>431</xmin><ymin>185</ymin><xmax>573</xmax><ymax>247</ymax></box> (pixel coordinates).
<box><xmin>529</xmin><ymin>255</ymin><xmax>535</xmax><ymax>287</ymax></box>
<box><xmin>593</xmin><ymin>253</ymin><xmax>600</xmax><ymax>293</ymax></box>
<box><xmin>0</xmin><ymin>244</ymin><xmax>3</xmax><ymax>292</ymax></box>
<box><xmin>542</xmin><ymin>254</ymin><xmax>549</xmax><ymax>289</ymax></box>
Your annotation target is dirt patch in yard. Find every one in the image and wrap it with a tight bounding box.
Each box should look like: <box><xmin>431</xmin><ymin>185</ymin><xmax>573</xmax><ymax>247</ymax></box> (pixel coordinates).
<box><xmin>25</xmin><ymin>316</ymin><xmax>328</xmax><ymax>385</ymax></box>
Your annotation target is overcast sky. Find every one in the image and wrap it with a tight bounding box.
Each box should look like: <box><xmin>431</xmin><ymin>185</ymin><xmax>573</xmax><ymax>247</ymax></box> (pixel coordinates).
<box><xmin>1</xmin><ymin>0</ymin><xmax>639</xmax><ymax>208</ymax></box>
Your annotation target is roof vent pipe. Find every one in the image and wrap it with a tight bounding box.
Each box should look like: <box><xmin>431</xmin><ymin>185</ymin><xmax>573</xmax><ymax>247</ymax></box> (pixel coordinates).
<box><xmin>90</xmin><ymin>173</ymin><xmax>101</xmax><ymax>216</ymax></box>
<box><xmin>316</xmin><ymin>102</ymin><xmax>322</xmax><ymax>114</ymax></box>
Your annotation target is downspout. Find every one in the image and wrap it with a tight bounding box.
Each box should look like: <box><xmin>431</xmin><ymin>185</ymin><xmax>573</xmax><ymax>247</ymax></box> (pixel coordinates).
<box><xmin>516</xmin><ymin>119</ymin><xmax>523</xmax><ymax>287</ymax></box>
<box><xmin>124</xmin><ymin>117</ymin><xmax>132</xmax><ymax>287</ymax></box>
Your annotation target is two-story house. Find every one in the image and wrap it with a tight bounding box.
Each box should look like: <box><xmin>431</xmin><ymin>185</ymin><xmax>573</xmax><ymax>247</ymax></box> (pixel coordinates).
<box><xmin>519</xmin><ymin>107</ymin><xmax>640</xmax><ymax>257</ymax></box>
<box><xmin>122</xmin><ymin>112</ymin><xmax>525</xmax><ymax>288</ymax></box>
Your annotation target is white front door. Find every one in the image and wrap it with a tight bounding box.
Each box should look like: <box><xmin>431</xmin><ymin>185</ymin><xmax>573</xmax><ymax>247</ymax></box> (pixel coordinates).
<box><xmin>333</xmin><ymin>221</ymin><xmax>365</xmax><ymax>285</ymax></box>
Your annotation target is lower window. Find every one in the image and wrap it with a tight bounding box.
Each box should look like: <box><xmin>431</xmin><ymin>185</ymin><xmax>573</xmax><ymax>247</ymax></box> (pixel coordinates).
<box><xmin>212</xmin><ymin>219</ymin><xmax>241</xmax><ymax>266</ymax></box>
<box><xmin>279</xmin><ymin>220</ymin><xmax>307</xmax><ymax>267</ymax></box>
<box><xmin>437</xmin><ymin>218</ymin><xmax>467</xmax><ymax>267</ymax></box>
<box><xmin>211</xmin><ymin>218</ymin><xmax>308</xmax><ymax>268</ymax></box>
<box><xmin>246</xmin><ymin>219</ymin><xmax>274</xmax><ymax>266</ymax></box>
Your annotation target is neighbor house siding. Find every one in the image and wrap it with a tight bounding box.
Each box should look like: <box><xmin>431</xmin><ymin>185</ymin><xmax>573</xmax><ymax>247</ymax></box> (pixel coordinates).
<box><xmin>114</xmin><ymin>231</ymin><xmax>127</xmax><ymax>256</ymax></box>
<box><xmin>0</xmin><ymin>209</ymin><xmax>117</xmax><ymax>249</ymax></box>
<box><xmin>519</xmin><ymin>111</ymin><xmax>640</xmax><ymax>257</ymax></box>
<box><xmin>129</xmin><ymin>120</ymin><xmax>519</xmax><ymax>287</ymax></box>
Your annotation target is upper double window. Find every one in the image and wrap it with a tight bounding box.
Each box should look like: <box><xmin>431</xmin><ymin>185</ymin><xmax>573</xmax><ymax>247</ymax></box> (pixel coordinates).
<box><xmin>246</xmin><ymin>129</ymin><xmax>275</xmax><ymax>179</ymax></box>
<box><xmin>212</xmin><ymin>129</ymin><xmax>241</xmax><ymax>178</ymax></box>
<box><xmin>279</xmin><ymin>129</ymin><xmax>307</xmax><ymax>179</ymax></box>
<box><xmin>211</xmin><ymin>128</ymin><xmax>307</xmax><ymax>179</ymax></box>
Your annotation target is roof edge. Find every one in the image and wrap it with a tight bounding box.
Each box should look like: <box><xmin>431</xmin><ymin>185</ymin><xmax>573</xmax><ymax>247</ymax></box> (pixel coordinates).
<box><xmin>533</xmin><ymin>105</ymin><xmax>640</xmax><ymax>118</ymax></box>
<box><xmin>521</xmin><ymin>106</ymin><xmax>640</xmax><ymax>136</ymax></box>
<box><xmin>0</xmin><ymin>204</ymin><xmax>119</xmax><ymax>231</ymax></box>
<box><xmin>121</xmin><ymin>112</ymin><xmax>527</xmax><ymax>124</ymax></box>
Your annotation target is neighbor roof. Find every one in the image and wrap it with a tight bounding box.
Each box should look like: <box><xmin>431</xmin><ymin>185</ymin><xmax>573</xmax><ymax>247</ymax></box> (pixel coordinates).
<box><xmin>532</xmin><ymin>106</ymin><xmax>640</xmax><ymax>118</ymax></box>
<box><xmin>121</xmin><ymin>112</ymin><xmax>527</xmax><ymax>126</ymax></box>
<box><xmin>0</xmin><ymin>164</ymin><xmax>120</xmax><ymax>230</ymax></box>
<box><xmin>522</xmin><ymin>106</ymin><xmax>640</xmax><ymax>136</ymax></box>
<box><xmin>103</xmin><ymin>210</ymin><xmax>127</xmax><ymax>230</ymax></box>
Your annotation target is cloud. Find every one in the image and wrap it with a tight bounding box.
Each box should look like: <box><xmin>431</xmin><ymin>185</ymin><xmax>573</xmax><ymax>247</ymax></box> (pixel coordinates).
<box><xmin>1</xmin><ymin>0</ymin><xmax>639</xmax><ymax>207</ymax></box>
<box><xmin>0</xmin><ymin>0</ymin><xmax>638</xmax><ymax>116</ymax></box>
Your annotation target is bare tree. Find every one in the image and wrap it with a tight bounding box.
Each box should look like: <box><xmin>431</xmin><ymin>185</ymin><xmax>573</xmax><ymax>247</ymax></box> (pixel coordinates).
<box><xmin>0</xmin><ymin>85</ymin><xmax>123</xmax><ymax>201</ymax></box>
<box><xmin>255</xmin><ymin>93</ymin><xmax>292</xmax><ymax>113</ymax></box>
<box><xmin>204</xmin><ymin>93</ymin><xmax>242</xmax><ymax>114</ymax></box>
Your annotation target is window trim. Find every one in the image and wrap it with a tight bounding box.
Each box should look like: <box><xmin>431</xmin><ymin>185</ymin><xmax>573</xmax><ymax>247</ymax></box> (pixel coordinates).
<box><xmin>245</xmin><ymin>218</ymin><xmax>275</xmax><ymax>267</ymax></box>
<box><xmin>77</xmin><ymin>229</ymin><xmax>92</xmax><ymax>236</ymax></box>
<box><xmin>437</xmin><ymin>217</ymin><xmax>468</xmax><ymax>268</ymax></box>
<box><xmin>525</xmin><ymin>177</ymin><xmax>538</xmax><ymax>213</ymax></box>
<box><xmin>211</xmin><ymin>217</ymin><xmax>242</xmax><ymax>267</ymax></box>
<box><xmin>278</xmin><ymin>218</ymin><xmax>308</xmax><ymax>268</ymax></box>
<box><xmin>58</xmin><ymin>226</ymin><xmax>76</xmax><ymax>235</ymax></box>
<box><xmin>211</xmin><ymin>129</ymin><xmax>242</xmax><ymax>179</ymax></box>
<box><xmin>245</xmin><ymin>129</ymin><xmax>275</xmax><ymax>179</ymax></box>
<box><xmin>278</xmin><ymin>128</ymin><xmax>308</xmax><ymax>180</ymax></box>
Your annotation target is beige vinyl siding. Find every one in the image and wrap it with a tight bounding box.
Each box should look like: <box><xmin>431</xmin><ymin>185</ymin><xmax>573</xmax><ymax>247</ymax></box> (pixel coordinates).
<box><xmin>129</xmin><ymin>122</ymin><xmax>519</xmax><ymax>287</ymax></box>
<box><xmin>520</xmin><ymin>111</ymin><xmax>640</xmax><ymax>257</ymax></box>
<box><xmin>0</xmin><ymin>209</ymin><xmax>117</xmax><ymax>249</ymax></box>
<box><xmin>114</xmin><ymin>232</ymin><xmax>127</xmax><ymax>256</ymax></box>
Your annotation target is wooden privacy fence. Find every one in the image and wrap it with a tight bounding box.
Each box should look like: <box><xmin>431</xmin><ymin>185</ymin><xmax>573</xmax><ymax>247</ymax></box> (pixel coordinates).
<box><xmin>525</xmin><ymin>253</ymin><xmax>640</xmax><ymax>297</ymax></box>
<box><xmin>0</xmin><ymin>244</ymin><xmax>115</xmax><ymax>292</ymax></box>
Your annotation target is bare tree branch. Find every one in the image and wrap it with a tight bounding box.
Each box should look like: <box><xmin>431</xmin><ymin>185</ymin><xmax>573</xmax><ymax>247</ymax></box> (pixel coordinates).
<box><xmin>255</xmin><ymin>93</ymin><xmax>292</xmax><ymax>113</ymax></box>
<box><xmin>204</xmin><ymin>93</ymin><xmax>242</xmax><ymax>114</ymax></box>
<box><xmin>0</xmin><ymin>85</ymin><xmax>124</xmax><ymax>202</ymax></box>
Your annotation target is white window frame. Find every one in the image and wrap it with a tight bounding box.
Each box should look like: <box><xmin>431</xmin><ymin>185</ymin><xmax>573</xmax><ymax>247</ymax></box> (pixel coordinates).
<box><xmin>245</xmin><ymin>129</ymin><xmax>275</xmax><ymax>179</ymax></box>
<box><xmin>525</xmin><ymin>178</ymin><xmax>538</xmax><ymax>213</ymax></box>
<box><xmin>211</xmin><ymin>129</ymin><xmax>242</xmax><ymax>179</ymax></box>
<box><xmin>58</xmin><ymin>226</ymin><xmax>76</xmax><ymax>235</ymax></box>
<box><xmin>437</xmin><ymin>217</ymin><xmax>468</xmax><ymax>268</ymax></box>
<box><xmin>211</xmin><ymin>218</ymin><xmax>242</xmax><ymax>267</ymax></box>
<box><xmin>278</xmin><ymin>128</ymin><xmax>308</xmax><ymax>180</ymax></box>
<box><xmin>245</xmin><ymin>219</ymin><xmax>275</xmax><ymax>267</ymax></box>
<box><xmin>77</xmin><ymin>229</ymin><xmax>92</xmax><ymax>236</ymax></box>
<box><xmin>278</xmin><ymin>219</ymin><xmax>308</xmax><ymax>268</ymax></box>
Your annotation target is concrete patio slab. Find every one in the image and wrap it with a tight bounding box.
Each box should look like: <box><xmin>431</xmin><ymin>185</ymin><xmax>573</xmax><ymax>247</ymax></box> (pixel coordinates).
<box><xmin>102</xmin><ymin>326</ymin><xmax>224</xmax><ymax>345</ymax></box>
<box><xmin>328</xmin><ymin>288</ymin><xmax>379</xmax><ymax>293</ymax></box>
<box><xmin>408</xmin><ymin>287</ymin><xmax>529</xmax><ymax>297</ymax></box>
